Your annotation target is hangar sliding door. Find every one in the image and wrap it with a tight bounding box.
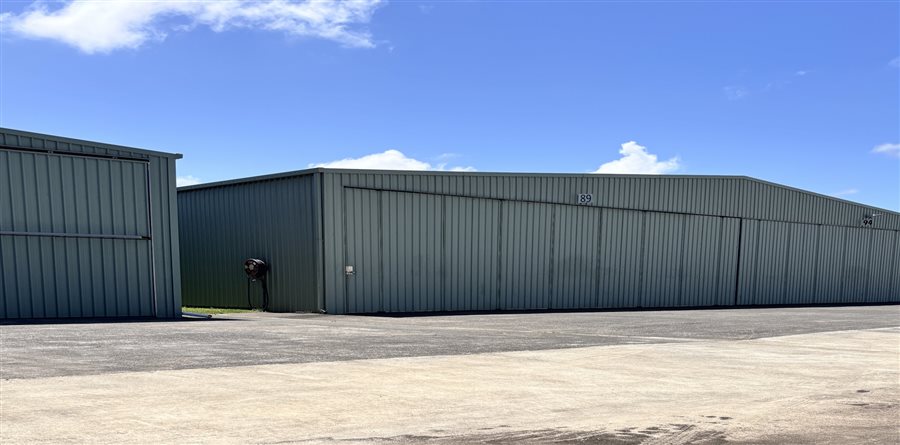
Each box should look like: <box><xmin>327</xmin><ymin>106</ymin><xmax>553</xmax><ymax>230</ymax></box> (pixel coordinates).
<box><xmin>344</xmin><ymin>189</ymin><xmax>503</xmax><ymax>313</ymax></box>
<box><xmin>0</xmin><ymin>149</ymin><xmax>155</xmax><ymax>318</ymax></box>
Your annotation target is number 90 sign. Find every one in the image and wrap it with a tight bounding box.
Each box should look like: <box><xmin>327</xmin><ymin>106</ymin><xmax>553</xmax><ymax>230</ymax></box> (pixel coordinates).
<box><xmin>577</xmin><ymin>193</ymin><xmax>593</xmax><ymax>205</ymax></box>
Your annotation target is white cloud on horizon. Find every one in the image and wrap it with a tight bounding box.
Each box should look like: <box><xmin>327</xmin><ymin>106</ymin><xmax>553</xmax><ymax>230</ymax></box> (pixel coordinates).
<box><xmin>310</xmin><ymin>149</ymin><xmax>476</xmax><ymax>172</ymax></box>
<box><xmin>0</xmin><ymin>0</ymin><xmax>383</xmax><ymax>54</ymax></box>
<box><xmin>872</xmin><ymin>143</ymin><xmax>900</xmax><ymax>158</ymax></box>
<box><xmin>176</xmin><ymin>175</ymin><xmax>202</xmax><ymax>187</ymax></box>
<box><xmin>593</xmin><ymin>141</ymin><xmax>681</xmax><ymax>175</ymax></box>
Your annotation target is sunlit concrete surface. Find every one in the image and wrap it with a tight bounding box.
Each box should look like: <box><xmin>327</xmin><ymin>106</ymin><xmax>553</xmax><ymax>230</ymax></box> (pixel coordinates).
<box><xmin>1</xmin><ymin>306</ymin><xmax>898</xmax><ymax>444</ymax></box>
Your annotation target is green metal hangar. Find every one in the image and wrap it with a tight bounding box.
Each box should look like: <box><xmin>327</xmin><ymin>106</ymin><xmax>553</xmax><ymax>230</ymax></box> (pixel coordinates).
<box><xmin>178</xmin><ymin>168</ymin><xmax>900</xmax><ymax>314</ymax></box>
<box><xmin>0</xmin><ymin>128</ymin><xmax>182</xmax><ymax>319</ymax></box>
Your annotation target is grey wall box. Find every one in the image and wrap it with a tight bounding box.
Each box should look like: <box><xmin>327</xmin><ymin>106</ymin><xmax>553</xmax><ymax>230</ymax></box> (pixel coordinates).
<box><xmin>1</xmin><ymin>128</ymin><xmax>182</xmax><ymax>319</ymax></box>
<box><xmin>178</xmin><ymin>169</ymin><xmax>900</xmax><ymax>314</ymax></box>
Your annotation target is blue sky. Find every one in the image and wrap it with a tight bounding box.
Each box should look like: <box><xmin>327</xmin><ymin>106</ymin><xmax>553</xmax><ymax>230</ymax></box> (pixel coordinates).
<box><xmin>1</xmin><ymin>1</ymin><xmax>898</xmax><ymax>210</ymax></box>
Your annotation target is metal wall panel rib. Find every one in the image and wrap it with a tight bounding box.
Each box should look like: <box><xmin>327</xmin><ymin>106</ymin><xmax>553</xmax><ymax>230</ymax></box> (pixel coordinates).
<box><xmin>783</xmin><ymin>223</ymin><xmax>819</xmax><ymax>304</ymax></box>
<box><xmin>343</xmin><ymin>187</ymin><xmax>382</xmax><ymax>313</ymax></box>
<box><xmin>552</xmin><ymin>205</ymin><xmax>601</xmax><ymax>309</ymax></box>
<box><xmin>640</xmin><ymin>212</ymin><xmax>683</xmax><ymax>307</ymax></box>
<box><xmin>842</xmin><ymin>227</ymin><xmax>872</xmax><ymax>303</ymax></box>
<box><xmin>500</xmin><ymin>201</ymin><xmax>554</xmax><ymax>310</ymax></box>
<box><xmin>718</xmin><ymin>218</ymin><xmax>741</xmax><ymax>305</ymax></box>
<box><xmin>0</xmin><ymin>236</ymin><xmax>154</xmax><ymax>318</ymax></box>
<box><xmin>1</xmin><ymin>149</ymin><xmax>162</xmax><ymax>318</ymax></box>
<box><xmin>315</xmin><ymin>171</ymin><xmax>900</xmax><ymax>230</ymax></box>
<box><xmin>444</xmin><ymin>196</ymin><xmax>500</xmax><ymax>311</ymax></box>
<box><xmin>866</xmin><ymin>230</ymin><xmax>896</xmax><ymax>302</ymax></box>
<box><xmin>178</xmin><ymin>174</ymin><xmax>319</xmax><ymax>311</ymax></box>
<box><xmin>752</xmin><ymin>221</ymin><xmax>791</xmax><ymax>305</ymax></box>
<box><xmin>597</xmin><ymin>208</ymin><xmax>644</xmax><ymax>308</ymax></box>
<box><xmin>736</xmin><ymin>219</ymin><xmax>759</xmax><ymax>305</ymax></box>
<box><xmin>199</xmin><ymin>170</ymin><xmax>899</xmax><ymax>314</ymax></box>
<box><xmin>680</xmin><ymin>215</ymin><xmax>734</xmax><ymax>306</ymax></box>
<box><xmin>381</xmin><ymin>191</ymin><xmax>443</xmax><ymax>312</ymax></box>
<box><xmin>892</xmin><ymin>233</ymin><xmax>900</xmax><ymax>301</ymax></box>
<box><xmin>815</xmin><ymin>225</ymin><xmax>847</xmax><ymax>304</ymax></box>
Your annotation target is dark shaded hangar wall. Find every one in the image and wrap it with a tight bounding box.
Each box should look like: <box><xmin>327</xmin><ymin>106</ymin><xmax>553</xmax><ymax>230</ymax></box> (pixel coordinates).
<box><xmin>177</xmin><ymin>173</ymin><xmax>322</xmax><ymax>311</ymax></box>
<box><xmin>321</xmin><ymin>171</ymin><xmax>899</xmax><ymax>313</ymax></box>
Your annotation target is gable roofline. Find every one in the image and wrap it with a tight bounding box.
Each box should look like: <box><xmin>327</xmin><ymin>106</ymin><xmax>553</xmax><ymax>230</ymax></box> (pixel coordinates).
<box><xmin>176</xmin><ymin>167</ymin><xmax>899</xmax><ymax>216</ymax></box>
<box><xmin>0</xmin><ymin>127</ymin><xmax>183</xmax><ymax>159</ymax></box>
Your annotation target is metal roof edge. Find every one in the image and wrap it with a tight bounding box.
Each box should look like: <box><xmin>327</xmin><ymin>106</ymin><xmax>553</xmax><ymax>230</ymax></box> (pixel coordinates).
<box><xmin>175</xmin><ymin>168</ymin><xmax>900</xmax><ymax>216</ymax></box>
<box><xmin>177</xmin><ymin>167</ymin><xmax>751</xmax><ymax>191</ymax></box>
<box><xmin>177</xmin><ymin>167</ymin><xmax>323</xmax><ymax>191</ymax></box>
<box><xmin>743</xmin><ymin>176</ymin><xmax>900</xmax><ymax>217</ymax></box>
<box><xmin>0</xmin><ymin>127</ymin><xmax>183</xmax><ymax>159</ymax></box>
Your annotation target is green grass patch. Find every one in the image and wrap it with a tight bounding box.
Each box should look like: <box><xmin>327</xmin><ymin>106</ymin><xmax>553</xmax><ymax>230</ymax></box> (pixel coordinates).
<box><xmin>182</xmin><ymin>306</ymin><xmax>257</xmax><ymax>315</ymax></box>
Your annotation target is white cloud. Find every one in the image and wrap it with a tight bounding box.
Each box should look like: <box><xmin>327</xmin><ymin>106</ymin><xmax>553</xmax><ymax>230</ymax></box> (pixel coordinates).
<box><xmin>723</xmin><ymin>86</ymin><xmax>750</xmax><ymax>100</ymax></box>
<box><xmin>872</xmin><ymin>143</ymin><xmax>900</xmax><ymax>158</ymax></box>
<box><xmin>794</xmin><ymin>70</ymin><xmax>809</xmax><ymax>76</ymax></box>
<box><xmin>832</xmin><ymin>188</ymin><xmax>859</xmax><ymax>197</ymax></box>
<box><xmin>593</xmin><ymin>141</ymin><xmax>680</xmax><ymax>175</ymax></box>
<box><xmin>890</xmin><ymin>57</ymin><xmax>900</xmax><ymax>68</ymax></box>
<box><xmin>0</xmin><ymin>0</ymin><xmax>383</xmax><ymax>54</ymax></box>
<box><xmin>176</xmin><ymin>175</ymin><xmax>202</xmax><ymax>187</ymax></box>
<box><xmin>310</xmin><ymin>149</ymin><xmax>476</xmax><ymax>171</ymax></box>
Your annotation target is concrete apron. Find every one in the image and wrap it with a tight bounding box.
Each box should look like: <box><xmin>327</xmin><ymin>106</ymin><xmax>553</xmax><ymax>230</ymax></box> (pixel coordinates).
<box><xmin>2</xmin><ymin>328</ymin><xmax>898</xmax><ymax>444</ymax></box>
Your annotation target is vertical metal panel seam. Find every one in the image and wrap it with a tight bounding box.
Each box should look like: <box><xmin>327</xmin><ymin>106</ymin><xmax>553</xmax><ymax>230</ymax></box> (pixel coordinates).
<box><xmin>714</xmin><ymin>217</ymin><xmax>723</xmax><ymax>305</ymax></box>
<box><xmin>838</xmin><ymin>227</ymin><xmax>848</xmax><ymax>300</ymax></box>
<box><xmin>677</xmin><ymin>213</ymin><xmax>687</xmax><ymax>306</ymax></box>
<box><xmin>812</xmin><ymin>225</ymin><xmax>821</xmax><ymax>302</ymax></box>
<box><xmin>548</xmin><ymin>205</ymin><xmax>557</xmax><ymax>308</ymax></box>
<box><xmin>440</xmin><ymin>195</ymin><xmax>447</xmax><ymax>311</ymax></box>
<box><xmin>496</xmin><ymin>200</ymin><xmax>504</xmax><ymax>310</ymax></box>
<box><xmin>318</xmin><ymin>172</ymin><xmax>327</xmax><ymax>312</ymax></box>
<box><xmin>593</xmin><ymin>207</ymin><xmax>604</xmax><ymax>308</ymax></box>
<box><xmin>781</xmin><ymin>224</ymin><xmax>794</xmax><ymax>301</ymax></box>
<box><xmin>341</xmin><ymin>186</ymin><xmax>349</xmax><ymax>311</ymax></box>
<box><xmin>733</xmin><ymin>218</ymin><xmax>743</xmax><ymax>305</ymax></box>
<box><xmin>378</xmin><ymin>189</ymin><xmax>384</xmax><ymax>312</ymax></box>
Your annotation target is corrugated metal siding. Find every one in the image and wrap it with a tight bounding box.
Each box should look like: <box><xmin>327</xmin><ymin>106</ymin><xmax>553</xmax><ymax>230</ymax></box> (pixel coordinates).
<box><xmin>1</xmin><ymin>150</ymin><xmax>156</xmax><ymax>318</ymax></box>
<box><xmin>1</xmin><ymin>129</ymin><xmax>181</xmax><ymax>319</ymax></box>
<box><xmin>444</xmin><ymin>196</ymin><xmax>500</xmax><ymax>311</ymax></box>
<box><xmin>335</xmin><ymin>192</ymin><xmax>752</xmax><ymax>313</ymax></box>
<box><xmin>0</xmin><ymin>129</ymin><xmax>166</xmax><ymax>161</ymax></box>
<box><xmin>343</xmin><ymin>187</ymin><xmax>382</xmax><ymax>313</ymax></box>
<box><xmin>641</xmin><ymin>212</ymin><xmax>683</xmax><ymax>307</ymax></box>
<box><xmin>783</xmin><ymin>223</ymin><xmax>820</xmax><ymax>304</ymax></box>
<box><xmin>185</xmin><ymin>169</ymin><xmax>898</xmax><ymax>314</ymax></box>
<box><xmin>382</xmin><ymin>191</ymin><xmax>443</xmax><ymax>312</ymax></box>
<box><xmin>500</xmin><ymin>201</ymin><xmax>554</xmax><ymax>310</ymax></box>
<box><xmin>815</xmin><ymin>225</ymin><xmax>847</xmax><ymax>304</ymax></box>
<box><xmin>597</xmin><ymin>208</ymin><xmax>644</xmax><ymax>308</ymax></box>
<box><xmin>149</xmin><ymin>156</ymin><xmax>182</xmax><ymax>318</ymax></box>
<box><xmin>865</xmin><ymin>230</ymin><xmax>896</xmax><ymax>302</ymax></box>
<box><xmin>178</xmin><ymin>174</ymin><xmax>320</xmax><ymax>311</ymax></box>
<box><xmin>0</xmin><ymin>150</ymin><xmax>150</xmax><ymax>236</ymax></box>
<box><xmin>0</xmin><ymin>236</ymin><xmax>154</xmax><ymax>318</ymax></box>
<box><xmin>680</xmin><ymin>215</ymin><xmax>737</xmax><ymax>306</ymax></box>
<box><xmin>735</xmin><ymin>221</ymin><xmax>899</xmax><ymax>306</ymax></box>
<box><xmin>842</xmin><ymin>227</ymin><xmax>872</xmax><ymax>303</ymax></box>
<box><xmin>552</xmin><ymin>205</ymin><xmax>601</xmax><ymax>309</ymax></box>
<box><xmin>320</xmin><ymin>171</ymin><xmax>900</xmax><ymax>230</ymax></box>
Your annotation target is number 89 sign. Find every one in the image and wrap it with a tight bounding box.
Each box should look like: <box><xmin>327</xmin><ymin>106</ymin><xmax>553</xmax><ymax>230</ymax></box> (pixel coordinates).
<box><xmin>577</xmin><ymin>193</ymin><xmax>593</xmax><ymax>205</ymax></box>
